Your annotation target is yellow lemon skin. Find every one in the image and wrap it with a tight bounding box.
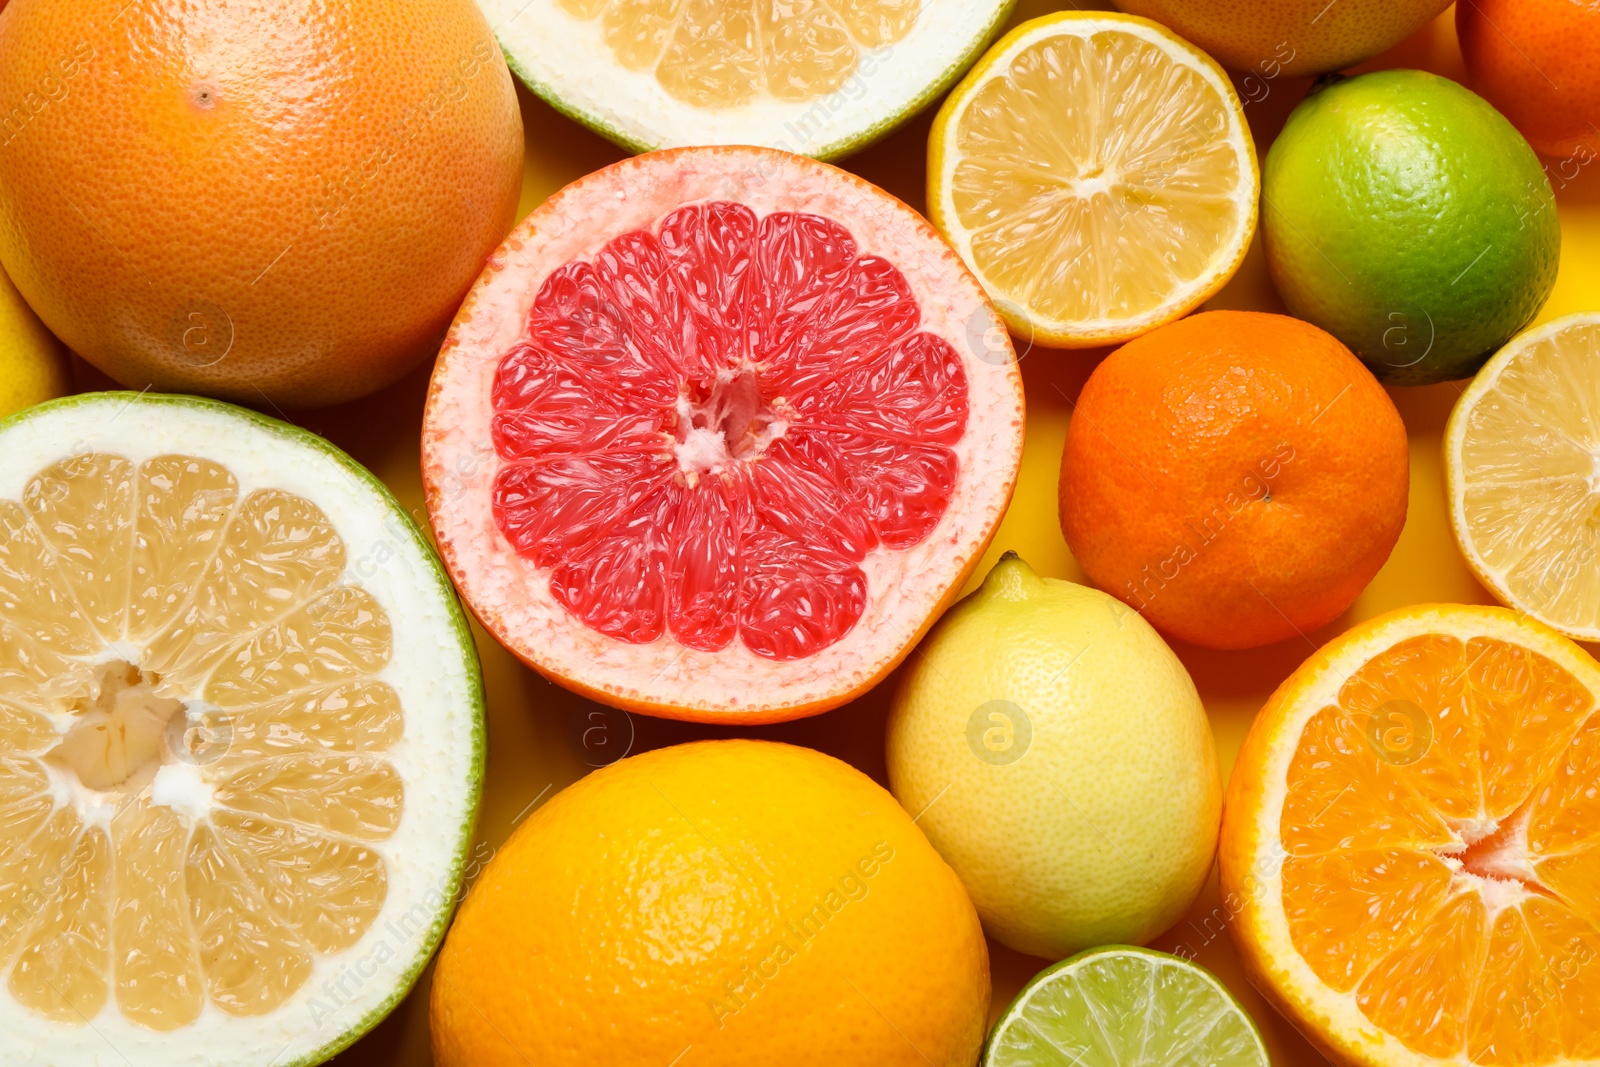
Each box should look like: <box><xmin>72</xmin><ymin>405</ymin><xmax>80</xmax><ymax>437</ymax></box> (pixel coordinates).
<box><xmin>0</xmin><ymin>263</ymin><xmax>69</xmax><ymax>419</ymax></box>
<box><xmin>887</xmin><ymin>553</ymin><xmax>1220</xmax><ymax>961</ymax></box>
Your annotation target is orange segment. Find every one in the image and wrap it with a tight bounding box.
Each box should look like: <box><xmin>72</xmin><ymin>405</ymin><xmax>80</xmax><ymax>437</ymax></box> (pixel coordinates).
<box><xmin>1354</xmin><ymin>891</ymin><xmax>1489</xmax><ymax>1059</ymax></box>
<box><xmin>1468</xmin><ymin>903</ymin><xmax>1570</xmax><ymax>1066</ymax></box>
<box><xmin>1280</xmin><ymin>705</ymin><xmax>1456</xmax><ymax>856</ymax></box>
<box><xmin>1281</xmin><ymin>848</ymin><xmax>1454</xmax><ymax>992</ymax></box>
<box><xmin>1524</xmin><ymin>897</ymin><xmax>1600</xmax><ymax>1060</ymax></box>
<box><xmin>1537</xmin><ymin>847</ymin><xmax>1600</xmax><ymax>928</ymax></box>
<box><xmin>1468</xmin><ymin>638</ymin><xmax>1595</xmax><ymax>819</ymax></box>
<box><xmin>1338</xmin><ymin>634</ymin><xmax>1483</xmax><ymax>822</ymax></box>
<box><xmin>1528</xmin><ymin>714</ymin><xmax>1600</xmax><ymax>857</ymax></box>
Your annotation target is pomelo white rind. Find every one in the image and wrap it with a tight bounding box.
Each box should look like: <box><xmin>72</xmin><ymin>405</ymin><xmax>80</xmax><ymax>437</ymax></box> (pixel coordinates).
<box><xmin>424</xmin><ymin>146</ymin><xmax>1025</xmax><ymax>722</ymax></box>
<box><xmin>0</xmin><ymin>393</ymin><xmax>485</xmax><ymax>1067</ymax></box>
<box><xmin>482</xmin><ymin>0</ymin><xmax>1016</xmax><ymax>160</ymax></box>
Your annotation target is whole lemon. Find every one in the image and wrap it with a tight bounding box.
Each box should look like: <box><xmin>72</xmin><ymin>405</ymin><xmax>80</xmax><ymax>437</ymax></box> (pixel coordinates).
<box><xmin>0</xmin><ymin>0</ymin><xmax>523</xmax><ymax>408</ymax></box>
<box><xmin>1116</xmin><ymin>0</ymin><xmax>1451</xmax><ymax>76</ymax></box>
<box><xmin>432</xmin><ymin>739</ymin><xmax>989</xmax><ymax>1067</ymax></box>
<box><xmin>886</xmin><ymin>553</ymin><xmax>1220</xmax><ymax>961</ymax></box>
<box><xmin>0</xmin><ymin>261</ymin><xmax>69</xmax><ymax>418</ymax></box>
<box><xmin>1262</xmin><ymin>69</ymin><xmax>1559</xmax><ymax>384</ymax></box>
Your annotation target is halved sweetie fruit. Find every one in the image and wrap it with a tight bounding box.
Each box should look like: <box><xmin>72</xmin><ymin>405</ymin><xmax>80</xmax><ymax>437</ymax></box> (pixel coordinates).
<box><xmin>928</xmin><ymin>12</ymin><xmax>1258</xmax><ymax>347</ymax></box>
<box><xmin>1446</xmin><ymin>312</ymin><xmax>1600</xmax><ymax>639</ymax></box>
<box><xmin>423</xmin><ymin>146</ymin><xmax>1024</xmax><ymax>723</ymax></box>
<box><xmin>1222</xmin><ymin>604</ymin><xmax>1600</xmax><ymax>1067</ymax></box>
<box><xmin>479</xmin><ymin>0</ymin><xmax>1015</xmax><ymax>159</ymax></box>
<box><xmin>0</xmin><ymin>394</ymin><xmax>483</xmax><ymax>1066</ymax></box>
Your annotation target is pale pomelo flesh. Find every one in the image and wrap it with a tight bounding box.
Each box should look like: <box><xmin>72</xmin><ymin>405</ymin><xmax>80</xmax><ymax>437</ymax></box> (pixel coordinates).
<box><xmin>0</xmin><ymin>394</ymin><xmax>483</xmax><ymax>1067</ymax></box>
<box><xmin>424</xmin><ymin>147</ymin><xmax>1024</xmax><ymax>722</ymax></box>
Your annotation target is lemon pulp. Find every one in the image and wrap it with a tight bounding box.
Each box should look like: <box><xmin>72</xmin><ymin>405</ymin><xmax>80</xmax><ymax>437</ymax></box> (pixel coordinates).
<box><xmin>0</xmin><ymin>452</ymin><xmax>401</xmax><ymax>1030</ymax></box>
<box><xmin>1450</xmin><ymin>315</ymin><xmax>1600</xmax><ymax>636</ymax></box>
<box><xmin>932</xmin><ymin>15</ymin><xmax>1256</xmax><ymax>343</ymax></box>
<box><xmin>555</xmin><ymin>0</ymin><xmax>919</xmax><ymax>107</ymax></box>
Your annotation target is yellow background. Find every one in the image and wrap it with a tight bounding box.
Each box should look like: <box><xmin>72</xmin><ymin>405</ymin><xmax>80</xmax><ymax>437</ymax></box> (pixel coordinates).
<box><xmin>148</xmin><ymin>3</ymin><xmax>1592</xmax><ymax>1063</ymax></box>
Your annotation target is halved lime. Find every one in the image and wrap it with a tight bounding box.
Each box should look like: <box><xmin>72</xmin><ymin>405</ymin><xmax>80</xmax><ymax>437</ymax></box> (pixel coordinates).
<box><xmin>984</xmin><ymin>946</ymin><xmax>1269</xmax><ymax>1066</ymax></box>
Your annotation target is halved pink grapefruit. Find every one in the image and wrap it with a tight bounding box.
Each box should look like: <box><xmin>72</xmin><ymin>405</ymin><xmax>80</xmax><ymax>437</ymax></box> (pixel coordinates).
<box><xmin>423</xmin><ymin>147</ymin><xmax>1024</xmax><ymax>723</ymax></box>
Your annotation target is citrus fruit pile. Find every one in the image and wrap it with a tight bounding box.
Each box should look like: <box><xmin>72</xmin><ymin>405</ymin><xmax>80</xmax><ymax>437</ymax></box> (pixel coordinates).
<box><xmin>0</xmin><ymin>0</ymin><xmax>1598</xmax><ymax>1065</ymax></box>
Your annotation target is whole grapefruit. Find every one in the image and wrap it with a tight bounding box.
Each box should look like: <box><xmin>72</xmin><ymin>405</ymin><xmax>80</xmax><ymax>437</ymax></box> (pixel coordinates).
<box><xmin>431</xmin><ymin>739</ymin><xmax>990</xmax><ymax>1067</ymax></box>
<box><xmin>1059</xmin><ymin>310</ymin><xmax>1409</xmax><ymax>650</ymax></box>
<box><xmin>0</xmin><ymin>0</ymin><xmax>523</xmax><ymax>408</ymax></box>
<box><xmin>1115</xmin><ymin>0</ymin><xmax>1451</xmax><ymax>76</ymax></box>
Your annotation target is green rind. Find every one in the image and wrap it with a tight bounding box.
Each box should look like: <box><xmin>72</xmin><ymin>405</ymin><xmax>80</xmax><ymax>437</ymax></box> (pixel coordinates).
<box><xmin>493</xmin><ymin>0</ymin><xmax>1018</xmax><ymax>162</ymax></box>
<box><xmin>982</xmin><ymin>945</ymin><xmax>1269</xmax><ymax>1067</ymax></box>
<box><xmin>1261</xmin><ymin>69</ymin><xmax>1560</xmax><ymax>386</ymax></box>
<box><xmin>0</xmin><ymin>391</ymin><xmax>488</xmax><ymax>1067</ymax></box>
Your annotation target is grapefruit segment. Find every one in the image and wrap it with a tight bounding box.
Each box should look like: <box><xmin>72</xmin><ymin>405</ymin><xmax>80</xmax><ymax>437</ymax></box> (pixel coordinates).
<box><xmin>425</xmin><ymin>147</ymin><xmax>1023</xmax><ymax>722</ymax></box>
<box><xmin>1222</xmin><ymin>606</ymin><xmax>1600</xmax><ymax>1067</ymax></box>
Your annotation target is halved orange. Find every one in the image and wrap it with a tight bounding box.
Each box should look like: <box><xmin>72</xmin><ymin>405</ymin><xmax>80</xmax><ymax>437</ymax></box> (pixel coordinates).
<box><xmin>1221</xmin><ymin>604</ymin><xmax>1600</xmax><ymax>1067</ymax></box>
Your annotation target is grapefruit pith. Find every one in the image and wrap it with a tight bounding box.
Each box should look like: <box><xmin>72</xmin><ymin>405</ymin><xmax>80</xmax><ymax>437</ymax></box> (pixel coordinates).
<box><xmin>423</xmin><ymin>147</ymin><xmax>1024</xmax><ymax>723</ymax></box>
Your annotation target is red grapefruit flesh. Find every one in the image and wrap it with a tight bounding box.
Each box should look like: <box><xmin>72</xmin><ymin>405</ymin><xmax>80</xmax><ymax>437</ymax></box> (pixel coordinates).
<box><xmin>424</xmin><ymin>147</ymin><xmax>1024</xmax><ymax>722</ymax></box>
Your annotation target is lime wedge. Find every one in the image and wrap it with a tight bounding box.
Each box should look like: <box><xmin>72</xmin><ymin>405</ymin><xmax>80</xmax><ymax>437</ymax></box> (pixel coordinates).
<box><xmin>984</xmin><ymin>946</ymin><xmax>1269</xmax><ymax>1067</ymax></box>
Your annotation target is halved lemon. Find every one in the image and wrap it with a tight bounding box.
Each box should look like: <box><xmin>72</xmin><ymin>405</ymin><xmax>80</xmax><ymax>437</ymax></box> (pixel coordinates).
<box><xmin>928</xmin><ymin>12</ymin><xmax>1258</xmax><ymax>347</ymax></box>
<box><xmin>1446</xmin><ymin>312</ymin><xmax>1600</xmax><ymax>639</ymax></box>
<box><xmin>1222</xmin><ymin>604</ymin><xmax>1600</xmax><ymax>1067</ymax></box>
<box><xmin>483</xmin><ymin>0</ymin><xmax>1015</xmax><ymax>159</ymax></box>
<box><xmin>0</xmin><ymin>394</ymin><xmax>483</xmax><ymax>1065</ymax></box>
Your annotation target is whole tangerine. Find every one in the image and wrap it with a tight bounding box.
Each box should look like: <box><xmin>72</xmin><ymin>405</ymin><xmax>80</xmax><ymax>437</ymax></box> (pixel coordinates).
<box><xmin>1059</xmin><ymin>310</ymin><xmax>1409</xmax><ymax>650</ymax></box>
<box><xmin>1459</xmin><ymin>0</ymin><xmax>1600</xmax><ymax>160</ymax></box>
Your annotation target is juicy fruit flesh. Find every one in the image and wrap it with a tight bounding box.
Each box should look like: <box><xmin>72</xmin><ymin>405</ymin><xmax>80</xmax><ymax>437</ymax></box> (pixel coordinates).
<box><xmin>0</xmin><ymin>453</ymin><xmax>401</xmax><ymax>1030</ymax></box>
<box><xmin>490</xmin><ymin>200</ymin><xmax>969</xmax><ymax>662</ymax></box>
<box><xmin>950</xmin><ymin>29</ymin><xmax>1245</xmax><ymax>325</ymax></box>
<box><xmin>1455</xmin><ymin>321</ymin><xmax>1600</xmax><ymax>632</ymax></box>
<box><xmin>1280</xmin><ymin>633</ymin><xmax>1600</xmax><ymax>1064</ymax></box>
<box><xmin>987</xmin><ymin>950</ymin><xmax>1265</xmax><ymax>1066</ymax></box>
<box><xmin>555</xmin><ymin>0</ymin><xmax>919</xmax><ymax>108</ymax></box>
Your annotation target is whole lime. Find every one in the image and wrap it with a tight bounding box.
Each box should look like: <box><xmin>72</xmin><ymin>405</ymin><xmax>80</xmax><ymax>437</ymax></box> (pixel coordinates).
<box><xmin>1262</xmin><ymin>69</ymin><xmax>1559</xmax><ymax>384</ymax></box>
<box><xmin>886</xmin><ymin>553</ymin><xmax>1221</xmax><ymax>961</ymax></box>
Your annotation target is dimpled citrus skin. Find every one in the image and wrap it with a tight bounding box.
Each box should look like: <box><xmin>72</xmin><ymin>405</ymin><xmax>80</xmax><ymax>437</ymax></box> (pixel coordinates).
<box><xmin>1459</xmin><ymin>0</ymin><xmax>1600</xmax><ymax>160</ymax></box>
<box><xmin>1060</xmin><ymin>310</ymin><xmax>1409</xmax><ymax>650</ymax></box>
<box><xmin>430</xmin><ymin>740</ymin><xmax>989</xmax><ymax>1067</ymax></box>
<box><xmin>1114</xmin><ymin>0</ymin><xmax>1451</xmax><ymax>76</ymax></box>
<box><xmin>1262</xmin><ymin>69</ymin><xmax>1559</xmax><ymax>385</ymax></box>
<box><xmin>0</xmin><ymin>0</ymin><xmax>523</xmax><ymax>408</ymax></box>
<box><xmin>886</xmin><ymin>554</ymin><xmax>1220</xmax><ymax>961</ymax></box>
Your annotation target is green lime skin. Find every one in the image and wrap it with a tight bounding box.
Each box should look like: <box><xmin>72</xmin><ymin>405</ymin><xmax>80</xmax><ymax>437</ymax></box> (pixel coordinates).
<box><xmin>1262</xmin><ymin>69</ymin><xmax>1559</xmax><ymax>385</ymax></box>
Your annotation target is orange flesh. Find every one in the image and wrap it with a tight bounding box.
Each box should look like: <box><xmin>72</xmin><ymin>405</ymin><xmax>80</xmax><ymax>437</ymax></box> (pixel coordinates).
<box><xmin>555</xmin><ymin>0</ymin><xmax>919</xmax><ymax>107</ymax></box>
<box><xmin>1281</xmin><ymin>634</ymin><xmax>1600</xmax><ymax>1064</ymax></box>
<box><xmin>0</xmin><ymin>454</ymin><xmax>400</xmax><ymax>1029</ymax></box>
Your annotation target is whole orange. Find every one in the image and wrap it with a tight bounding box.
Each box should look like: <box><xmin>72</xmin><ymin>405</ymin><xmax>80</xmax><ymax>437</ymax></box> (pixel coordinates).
<box><xmin>0</xmin><ymin>0</ymin><xmax>523</xmax><ymax>408</ymax></box>
<box><xmin>1059</xmin><ymin>310</ymin><xmax>1408</xmax><ymax>650</ymax></box>
<box><xmin>431</xmin><ymin>740</ymin><xmax>989</xmax><ymax>1067</ymax></box>
<box><xmin>1459</xmin><ymin>0</ymin><xmax>1600</xmax><ymax>160</ymax></box>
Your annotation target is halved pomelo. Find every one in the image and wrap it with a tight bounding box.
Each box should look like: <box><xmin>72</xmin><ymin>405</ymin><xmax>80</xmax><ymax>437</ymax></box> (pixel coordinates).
<box><xmin>1221</xmin><ymin>604</ymin><xmax>1600</xmax><ymax>1067</ymax></box>
<box><xmin>480</xmin><ymin>0</ymin><xmax>1016</xmax><ymax>159</ymax></box>
<box><xmin>423</xmin><ymin>146</ymin><xmax>1024</xmax><ymax>723</ymax></box>
<box><xmin>0</xmin><ymin>394</ymin><xmax>483</xmax><ymax>1066</ymax></box>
